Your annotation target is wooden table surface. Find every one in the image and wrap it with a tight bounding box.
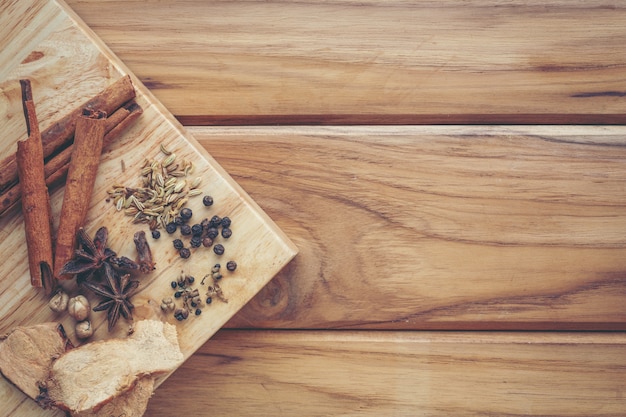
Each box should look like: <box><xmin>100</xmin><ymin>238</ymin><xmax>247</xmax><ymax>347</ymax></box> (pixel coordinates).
<box><xmin>65</xmin><ymin>1</ymin><xmax>626</xmax><ymax>415</ymax></box>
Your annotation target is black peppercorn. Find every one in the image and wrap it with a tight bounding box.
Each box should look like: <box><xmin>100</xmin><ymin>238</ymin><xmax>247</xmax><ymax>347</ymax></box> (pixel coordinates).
<box><xmin>191</xmin><ymin>301</ymin><xmax>198</xmax><ymax>308</ymax></box>
<box><xmin>210</xmin><ymin>215</ymin><xmax>221</xmax><ymax>227</ymax></box>
<box><xmin>173</xmin><ymin>239</ymin><xmax>184</xmax><ymax>250</ymax></box>
<box><xmin>181</xmin><ymin>208</ymin><xmax>193</xmax><ymax>221</ymax></box>
<box><xmin>206</xmin><ymin>297</ymin><xmax>212</xmax><ymax>304</ymax></box>
<box><xmin>195</xmin><ymin>308</ymin><xmax>202</xmax><ymax>316</ymax></box>
<box><xmin>190</xmin><ymin>236</ymin><xmax>202</xmax><ymax>248</ymax></box>
<box><xmin>221</xmin><ymin>217</ymin><xmax>231</xmax><ymax>228</ymax></box>
<box><xmin>179</xmin><ymin>247</ymin><xmax>191</xmax><ymax>259</ymax></box>
<box><xmin>174</xmin><ymin>216</ymin><xmax>184</xmax><ymax>226</ymax></box>
<box><xmin>186</xmin><ymin>275</ymin><xmax>195</xmax><ymax>285</ymax></box>
<box><xmin>221</xmin><ymin>227</ymin><xmax>232</xmax><ymax>239</ymax></box>
<box><xmin>170</xmin><ymin>281</ymin><xmax>178</xmax><ymax>289</ymax></box>
<box><xmin>203</xmin><ymin>195</ymin><xmax>214</xmax><ymax>206</ymax></box>
<box><xmin>165</xmin><ymin>222</ymin><xmax>177</xmax><ymax>234</ymax></box>
<box><xmin>175</xmin><ymin>313</ymin><xmax>184</xmax><ymax>321</ymax></box>
<box><xmin>180</xmin><ymin>224</ymin><xmax>192</xmax><ymax>236</ymax></box>
<box><xmin>191</xmin><ymin>223</ymin><xmax>203</xmax><ymax>236</ymax></box>
<box><xmin>174</xmin><ymin>291</ymin><xmax>182</xmax><ymax>298</ymax></box>
<box><xmin>151</xmin><ymin>230</ymin><xmax>161</xmax><ymax>239</ymax></box>
<box><xmin>206</xmin><ymin>227</ymin><xmax>219</xmax><ymax>239</ymax></box>
<box><xmin>213</xmin><ymin>244</ymin><xmax>225</xmax><ymax>255</ymax></box>
<box><xmin>226</xmin><ymin>260</ymin><xmax>237</xmax><ymax>271</ymax></box>
<box><xmin>202</xmin><ymin>237</ymin><xmax>213</xmax><ymax>248</ymax></box>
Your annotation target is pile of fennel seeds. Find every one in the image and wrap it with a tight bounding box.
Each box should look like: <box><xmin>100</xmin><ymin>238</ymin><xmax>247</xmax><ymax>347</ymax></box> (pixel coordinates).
<box><xmin>107</xmin><ymin>145</ymin><xmax>202</xmax><ymax>230</ymax></box>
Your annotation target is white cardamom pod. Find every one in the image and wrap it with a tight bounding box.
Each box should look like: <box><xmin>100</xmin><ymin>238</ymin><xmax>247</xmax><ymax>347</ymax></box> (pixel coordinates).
<box><xmin>68</xmin><ymin>295</ymin><xmax>90</xmax><ymax>321</ymax></box>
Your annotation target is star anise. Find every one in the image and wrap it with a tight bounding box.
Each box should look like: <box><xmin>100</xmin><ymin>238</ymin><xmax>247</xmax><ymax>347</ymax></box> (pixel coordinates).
<box><xmin>58</xmin><ymin>227</ymin><xmax>116</xmax><ymax>283</ymax></box>
<box><xmin>59</xmin><ymin>227</ymin><xmax>141</xmax><ymax>283</ymax></box>
<box><xmin>82</xmin><ymin>263</ymin><xmax>139</xmax><ymax>331</ymax></box>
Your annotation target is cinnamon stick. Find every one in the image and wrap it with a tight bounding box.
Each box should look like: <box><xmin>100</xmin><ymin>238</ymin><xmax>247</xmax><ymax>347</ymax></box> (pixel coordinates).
<box><xmin>54</xmin><ymin>109</ymin><xmax>107</xmax><ymax>279</ymax></box>
<box><xmin>0</xmin><ymin>75</ymin><xmax>135</xmax><ymax>193</ymax></box>
<box><xmin>0</xmin><ymin>101</ymin><xmax>143</xmax><ymax>216</ymax></box>
<box><xmin>43</xmin><ymin>101</ymin><xmax>142</xmax><ymax>188</ymax></box>
<box><xmin>15</xmin><ymin>79</ymin><xmax>55</xmax><ymax>294</ymax></box>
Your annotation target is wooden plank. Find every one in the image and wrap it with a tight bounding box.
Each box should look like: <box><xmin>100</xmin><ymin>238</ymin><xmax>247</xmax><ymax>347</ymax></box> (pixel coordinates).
<box><xmin>0</xmin><ymin>1</ymin><xmax>296</xmax><ymax>414</ymax></box>
<box><xmin>187</xmin><ymin>125</ymin><xmax>626</xmax><ymax>330</ymax></box>
<box><xmin>148</xmin><ymin>329</ymin><xmax>626</xmax><ymax>416</ymax></box>
<box><xmin>65</xmin><ymin>0</ymin><xmax>626</xmax><ymax>125</ymax></box>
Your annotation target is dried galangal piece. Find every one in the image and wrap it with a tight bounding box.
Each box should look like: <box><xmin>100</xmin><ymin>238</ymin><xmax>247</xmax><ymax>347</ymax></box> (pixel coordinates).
<box><xmin>0</xmin><ymin>322</ymin><xmax>73</xmax><ymax>399</ymax></box>
<box><xmin>40</xmin><ymin>319</ymin><xmax>182</xmax><ymax>416</ymax></box>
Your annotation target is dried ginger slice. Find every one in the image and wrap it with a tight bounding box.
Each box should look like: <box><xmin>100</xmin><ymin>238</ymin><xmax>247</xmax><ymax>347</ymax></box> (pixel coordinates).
<box><xmin>44</xmin><ymin>319</ymin><xmax>182</xmax><ymax>415</ymax></box>
<box><xmin>73</xmin><ymin>376</ymin><xmax>155</xmax><ymax>417</ymax></box>
<box><xmin>0</xmin><ymin>322</ymin><xmax>72</xmax><ymax>399</ymax></box>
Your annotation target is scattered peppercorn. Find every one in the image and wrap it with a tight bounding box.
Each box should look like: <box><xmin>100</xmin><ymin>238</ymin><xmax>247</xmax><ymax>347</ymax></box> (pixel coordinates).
<box><xmin>210</xmin><ymin>215</ymin><xmax>221</xmax><ymax>227</ymax></box>
<box><xmin>206</xmin><ymin>297</ymin><xmax>212</xmax><ymax>304</ymax></box>
<box><xmin>179</xmin><ymin>248</ymin><xmax>191</xmax><ymax>259</ymax></box>
<box><xmin>203</xmin><ymin>195</ymin><xmax>214</xmax><ymax>206</ymax></box>
<box><xmin>213</xmin><ymin>244</ymin><xmax>224</xmax><ymax>255</ymax></box>
<box><xmin>221</xmin><ymin>217</ymin><xmax>231</xmax><ymax>228</ymax></box>
<box><xmin>221</xmin><ymin>227</ymin><xmax>232</xmax><ymax>239</ymax></box>
<box><xmin>191</xmin><ymin>223</ymin><xmax>203</xmax><ymax>236</ymax></box>
<box><xmin>187</xmin><ymin>275</ymin><xmax>195</xmax><ymax>285</ymax></box>
<box><xmin>180</xmin><ymin>224</ymin><xmax>192</xmax><ymax>236</ymax></box>
<box><xmin>226</xmin><ymin>261</ymin><xmax>237</xmax><ymax>271</ymax></box>
<box><xmin>207</xmin><ymin>227</ymin><xmax>219</xmax><ymax>239</ymax></box>
<box><xmin>195</xmin><ymin>308</ymin><xmax>202</xmax><ymax>316</ymax></box>
<box><xmin>151</xmin><ymin>229</ymin><xmax>161</xmax><ymax>239</ymax></box>
<box><xmin>173</xmin><ymin>239</ymin><xmax>184</xmax><ymax>250</ymax></box>
<box><xmin>174</xmin><ymin>216</ymin><xmax>185</xmax><ymax>226</ymax></box>
<box><xmin>170</xmin><ymin>281</ymin><xmax>177</xmax><ymax>289</ymax></box>
<box><xmin>165</xmin><ymin>222</ymin><xmax>177</xmax><ymax>234</ymax></box>
<box><xmin>190</xmin><ymin>236</ymin><xmax>202</xmax><ymax>248</ymax></box>
<box><xmin>181</xmin><ymin>208</ymin><xmax>193</xmax><ymax>221</ymax></box>
<box><xmin>202</xmin><ymin>237</ymin><xmax>213</xmax><ymax>248</ymax></box>
<box><xmin>174</xmin><ymin>291</ymin><xmax>182</xmax><ymax>298</ymax></box>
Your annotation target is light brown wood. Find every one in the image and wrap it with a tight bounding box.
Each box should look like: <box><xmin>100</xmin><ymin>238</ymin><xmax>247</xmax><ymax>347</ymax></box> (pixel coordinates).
<box><xmin>4</xmin><ymin>1</ymin><xmax>626</xmax><ymax>416</ymax></box>
<box><xmin>186</xmin><ymin>125</ymin><xmax>626</xmax><ymax>330</ymax></box>
<box><xmin>65</xmin><ymin>0</ymin><xmax>626</xmax><ymax>124</ymax></box>
<box><xmin>148</xmin><ymin>330</ymin><xmax>626</xmax><ymax>416</ymax></box>
<box><xmin>0</xmin><ymin>1</ymin><xmax>296</xmax><ymax>415</ymax></box>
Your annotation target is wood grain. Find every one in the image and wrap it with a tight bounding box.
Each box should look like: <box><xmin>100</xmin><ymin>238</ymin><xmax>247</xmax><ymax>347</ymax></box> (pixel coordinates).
<box><xmin>4</xmin><ymin>1</ymin><xmax>626</xmax><ymax>416</ymax></box>
<box><xmin>185</xmin><ymin>125</ymin><xmax>626</xmax><ymax>330</ymax></box>
<box><xmin>148</xmin><ymin>329</ymin><xmax>626</xmax><ymax>416</ymax></box>
<box><xmin>65</xmin><ymin>0</ymin><xmax>626</xmax><ymax>124</ymax></box>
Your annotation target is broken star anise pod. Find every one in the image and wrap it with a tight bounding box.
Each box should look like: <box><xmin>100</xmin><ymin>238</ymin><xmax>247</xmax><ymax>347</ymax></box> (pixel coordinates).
<box><xmin>58</xmin><ymin>227</ymin><xmax>116</xmax><ymax>283</ymax></box>
<box><xmin>59</xmin><ymin>227</ymin><xmax>141</xmax><ymax>283</ymax></box>
<box><xmin>82</xmin><ymin>263</ymin><xmax>139</xmax><ymax>331</ymax></box>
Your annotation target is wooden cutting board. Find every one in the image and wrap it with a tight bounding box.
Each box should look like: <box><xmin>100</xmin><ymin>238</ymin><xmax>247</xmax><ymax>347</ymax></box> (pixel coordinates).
<box><xmin>0</xmin><ymin>0</ymin><xmax>298</xmax><ymax>415</ymax></box>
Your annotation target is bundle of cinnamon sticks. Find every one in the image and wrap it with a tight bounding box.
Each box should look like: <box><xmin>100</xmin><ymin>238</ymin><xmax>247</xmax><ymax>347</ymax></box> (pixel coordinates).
<box><xmin>4</xmin><ymin>76</ymin><xmax>142</xmax><ymax>294</ymax></box>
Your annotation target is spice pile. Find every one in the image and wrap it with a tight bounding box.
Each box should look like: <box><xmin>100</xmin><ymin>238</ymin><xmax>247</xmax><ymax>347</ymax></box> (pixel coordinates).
<box><xmin>161</xmin><ymin>264</ymin><xmax>233</xmax><ymax>321</ymax></box>
<box><xmin>107</xmin><ymin>144</ymin><xmax>203</xmax><ymax>230</ymax></box>
<box><xmin>106</xmin><ymin>146</ymin><xmax>240</xmax><ymax>322</ymax></box>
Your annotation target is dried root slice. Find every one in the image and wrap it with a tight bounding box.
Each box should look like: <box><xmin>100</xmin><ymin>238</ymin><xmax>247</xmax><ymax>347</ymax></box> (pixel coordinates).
<box><xmin>73</xmin><ymin>376</ymin><xmax>155</xmax><ymax>417</ymax></box>
<box><xmin>0</xmin><ymin>322</ymin><xmax>73</xmax><ymax>399</ymax></box>
<box><xmin>42</xmin><ymin>320</ymin><xmax>182</xmax><ymax>415</ymax></box>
